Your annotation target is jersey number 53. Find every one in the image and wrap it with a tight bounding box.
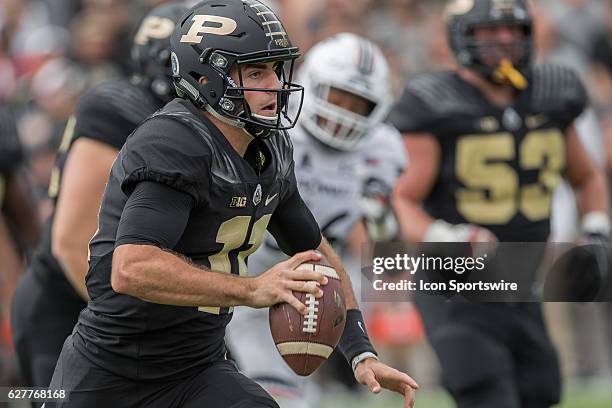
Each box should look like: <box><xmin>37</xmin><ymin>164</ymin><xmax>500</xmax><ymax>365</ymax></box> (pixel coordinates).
<box><xmin>455</xmin><ymin>129</ymin><xmax>565</xmax><ymax>225</ymax></box>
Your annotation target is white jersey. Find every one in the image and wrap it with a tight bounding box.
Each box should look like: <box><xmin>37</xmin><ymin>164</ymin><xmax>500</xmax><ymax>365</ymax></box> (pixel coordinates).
<box><xmin>247</xmin><ymin>123</ymin><xmax>406</xmax><ymax>276</ymax></box>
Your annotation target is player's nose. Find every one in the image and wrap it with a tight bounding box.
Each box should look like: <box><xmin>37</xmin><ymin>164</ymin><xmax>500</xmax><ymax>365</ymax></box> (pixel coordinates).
<box><xmin>264</xmin><ymin>69</ymin><xmax>282</xmax><ymax>91</ymax></box>
<box><xmin>496</xmin><ymin>26</ymin><xmax>519</xmax><ymax>43</ymax></box>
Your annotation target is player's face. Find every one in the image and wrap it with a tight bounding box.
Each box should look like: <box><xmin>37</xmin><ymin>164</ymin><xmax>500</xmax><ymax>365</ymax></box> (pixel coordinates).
<box><xmin>473</xmin><ymin>23</ymin><xmax>525</xmax><ymax>66</ymax></box>
<box><xmin>232</xmin><ymin>62</ymin><xmax>283</xmax><ymax>118</ymax></box>
<box><xmin>327</xmin><ymin>87</ymin><xmax>371</xmax><ymax>116</ymax></box>
<box><xmin>316</xmin><ymin>87</ymin><xmax>371</xmax><ymax>138</ymax></box>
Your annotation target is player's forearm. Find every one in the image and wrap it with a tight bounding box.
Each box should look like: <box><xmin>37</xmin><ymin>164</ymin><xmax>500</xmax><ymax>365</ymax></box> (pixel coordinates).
<box><xmin>574</xmin><ymin>167</ymin><xmax>609</xmax><ymax>215</ymax></box>
<box><xmin>5</xmin><ymin>174</ymin><xmax>41</xmax><ymax>247</ymax></box>
<box><xmin>317</xmin><ymin>236</ymin><xmax>359</xmax><ymax>310</ymax></box>
<box><xmin>112</xmin><ymin>244</ymin><xmax>252</xmax><ymax>307</ymax></box>
<box><xmin>392</xmin><ymin>195</ymin><xmax>434</xmax><ymax>242</ymax></box>
<box><xmin>0</xmin><ymin>214</ymin><xmax>24</xmax><ymax>282</ymax></box>
<box><xmin>53</xmin><ymin>242</ymin><xmax>89</xmax><ymax>300</ymax></box>
<box><xmin>52</xmin><ymin>211</ymin><xmax>98</xmax><ymax>301</ymax></box>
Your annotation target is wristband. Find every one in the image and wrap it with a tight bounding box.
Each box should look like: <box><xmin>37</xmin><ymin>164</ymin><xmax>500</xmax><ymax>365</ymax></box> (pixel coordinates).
<box><xmin>351</xmin><ymin>351</ymin><xmax>379</xmax><ymax>372</ymax></box>
<box><xmin>338</xmin><ymin>309</ymin><xmax>377</xmax><ymax>366</ymax></box>
<box><xmin>581</xmin><ymin>211</ymin><xmax>610</xmax><ymax>238</ymax></box>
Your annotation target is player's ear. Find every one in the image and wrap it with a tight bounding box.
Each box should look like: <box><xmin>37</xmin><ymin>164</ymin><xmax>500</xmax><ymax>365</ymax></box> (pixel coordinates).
<box><xmin>198</xmin><ymin>76</ymin><xmax>209</xmax><ymax>85</ymax></box>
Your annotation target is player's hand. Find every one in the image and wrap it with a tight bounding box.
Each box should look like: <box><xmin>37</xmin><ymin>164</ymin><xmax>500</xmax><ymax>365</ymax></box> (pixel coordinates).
<box><xmin>424</xmin><ymin>219</ymin><xmax>497</xmax><ymax>243</ymax></box>
<box><xmin>248</xmin><ymin>250</ymin><xmax>328</xmax><ymax>314</ymax></box>
<box><xmin>424</xmin><ymin>219</ymin><xmax>498</xmax><ymax>258</ymax></box>
<box><xmin>354</xmin><ymin>358</ymin><xmax>419</xmax><ymax>408</ymax></box>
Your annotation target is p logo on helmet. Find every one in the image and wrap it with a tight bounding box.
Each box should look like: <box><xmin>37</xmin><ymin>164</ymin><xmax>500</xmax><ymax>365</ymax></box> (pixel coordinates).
<box><xmin>180</xmin><ymin>15</ymin><xmax>238</xmax><ymax>43</ymax></box>
<box><xmin>445</xmin><ymin>0</ymin><xmax>475</xmax><ymax>17</ymax></box>
<box><xmin>134</xmin><ymin>16</ymin><xmax>176</xmax><ymax>45</ymax></box>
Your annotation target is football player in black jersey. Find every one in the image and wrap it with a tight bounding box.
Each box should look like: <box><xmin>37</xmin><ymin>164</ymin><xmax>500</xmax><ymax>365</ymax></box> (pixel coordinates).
<box><xmin>0</xmin><ymin>105</ymin><xmax>40</xmax><ymax>385</ymax></box>
<box><xmin>10</xmin><ymin>3</ymin><xmax>188</xmax><ymax>394</ymax></box>
<box><xmin>45</xmin><ymin>1</ymin><xmax>417</xmax><ymax>407</ymax></box>
<box><xmin>0</xmin><ymin>105</ymin><xmax>40</xmax><ymax>272</ymax></box>
<box><xmin>391</xmin><ymin>1</ymin><xmax>609</xmax><ymax>407</ymax></box>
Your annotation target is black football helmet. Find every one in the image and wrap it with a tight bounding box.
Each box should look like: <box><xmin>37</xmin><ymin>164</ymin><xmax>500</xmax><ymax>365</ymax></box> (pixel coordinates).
<box><xmin>446</xmin><ymin>0</ymin><xmax>533</xmax><ymax>89</ymax></box>
<box><xmin>170</xmin><ymin>0</ymin><xmax>303</xmax><ymax>139</ymax></box>
<box><xmin>131</xmin><ymin>3</ymin><xmax>189</xmax><ymax>101</ymax></box>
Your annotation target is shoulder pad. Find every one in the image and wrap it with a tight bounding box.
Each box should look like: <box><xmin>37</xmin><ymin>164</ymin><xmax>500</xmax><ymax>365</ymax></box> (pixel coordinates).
<box><xmin>531</xmin><ymin>64</ymin><xmax>587</xmax><ymax>120</ymax></box>
<box><xmin>120</xmin><ymin>112</ymin><xmax>212</xmax><ymax>203</ymax></box>
<box><xmin>362</xmin><ymin>123</ymin><xmax>406</xmax><ymax>169</ymax></box>
<box><xmin>390</xmin><ymin>71</ymin><xmax>483</xmax><ymax>133</ymax></box>
<box><xmin>74</xmin><ymin>79</ymin><xmax>161</xmax><ymax>150</ymax></box>
<box><xmin>83</xmin><ymin>79</ymin><xmax>159</xmax><ymax>123</ymax></box>
<box><xmin>405</xmin><ymin>71</ymin><xmax>485</xmax><ymax>116</ymax></box>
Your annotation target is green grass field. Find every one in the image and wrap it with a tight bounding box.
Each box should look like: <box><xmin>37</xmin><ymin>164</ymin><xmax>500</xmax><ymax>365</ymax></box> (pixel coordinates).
<box><xmin>319</xmin><ymin>379</ymin><xmax>612</xmax><ymax>408</ymax></box>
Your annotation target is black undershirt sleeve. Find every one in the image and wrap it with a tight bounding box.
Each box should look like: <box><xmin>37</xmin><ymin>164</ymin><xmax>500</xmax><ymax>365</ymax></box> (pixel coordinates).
<box><xmin>115</xmin><ymin>181</ymin><xmax>195</xmax><ymax>249</ymax></box>
<box><xmin>267</xmin><ymin>187</ymin><xmax>322</xmax><ymax>256</ymax></box>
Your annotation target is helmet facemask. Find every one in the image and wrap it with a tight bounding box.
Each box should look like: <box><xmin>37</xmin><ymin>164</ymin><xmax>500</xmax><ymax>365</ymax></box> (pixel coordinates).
<box><xmin>183</xmin><ymin>47</ymin><xmax>304</xmax><ymax>139</ymax></box>
<box><xmin>463</xmin><ymin>22</ymin><xmax>532</xmax><ymax>89</ymax></box>
<box><xmin>301</xmin><ymin>81</ymin><xmax>389</xmax><ymax>151</ymax></box>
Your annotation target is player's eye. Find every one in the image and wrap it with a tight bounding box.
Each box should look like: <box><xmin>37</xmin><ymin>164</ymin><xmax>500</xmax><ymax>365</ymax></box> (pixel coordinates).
<box><xmin>247</xmin><ymin>70</ymin><xmax>261</xmax><ymax>80</ymax></box>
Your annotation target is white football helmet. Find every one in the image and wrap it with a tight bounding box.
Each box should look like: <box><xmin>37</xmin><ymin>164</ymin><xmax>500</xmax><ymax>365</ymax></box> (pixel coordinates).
<box><xmin>298</xmin><ymin>33</ymin><xmax>393</xmax><ymax>151</ymax></box>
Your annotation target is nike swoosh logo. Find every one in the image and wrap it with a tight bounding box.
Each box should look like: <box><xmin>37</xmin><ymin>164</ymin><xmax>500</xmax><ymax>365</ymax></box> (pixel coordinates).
<box><xmin>265</xmin><ymin>193</ymin><xmax>278</xmax><ymax>206</ymax></box>
<box><xmin>358</xmin><ymin>321</ymin><xmax>366</xmax><ymax>335</ymax></box>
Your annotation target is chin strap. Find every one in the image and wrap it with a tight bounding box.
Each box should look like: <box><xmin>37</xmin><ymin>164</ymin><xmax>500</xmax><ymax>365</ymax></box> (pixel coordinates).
<box><xmin>204</xmin><ymin>104</ymin><xmax>245</xmax><ymax>128</ymax></box>
<box><xmin>493</xmin><ymin>59</ymin><xmax>528</xmax><ymax>90</ymax></box>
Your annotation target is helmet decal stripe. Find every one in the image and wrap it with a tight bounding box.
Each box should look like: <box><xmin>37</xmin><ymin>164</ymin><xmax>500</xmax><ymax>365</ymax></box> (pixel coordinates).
<box><xmin>358</xmin><ymin>39</ymin><xmax>374</xmax><ymax>75</ymax></box>
<box><xmin>242</xmin><ymin>0</ymin><xmax>288</xmax><ymax>41</ymax></box>
<box><xmin>365</xmin><ymin>40</ymin><xmax>374</xmax><ymax>74</ymax></box>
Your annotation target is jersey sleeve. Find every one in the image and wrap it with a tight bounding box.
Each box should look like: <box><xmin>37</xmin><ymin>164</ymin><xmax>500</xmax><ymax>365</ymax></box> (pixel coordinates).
<box><xmin>532</xmin><ymin>65</ymin><xmax>588</xmax><ymax>128</ymax></box>
<box><xmin>73</xmin><ymin>81</ymin><xmax>158</xmax><ymax>150</ymax></box>
<box><xmin>118</xmin><ymin>115</ymin><xmax>211</xmax><ymax>205</ymax></box>
<box><xmin>115</xmin><ymin>181</ymin><xmax>194</xmax><ymax>248</ymax></box>
<box><xmin>388</xmin><ymin>86</ymin><xmax>438</xmax><ymax>134</ymax></box>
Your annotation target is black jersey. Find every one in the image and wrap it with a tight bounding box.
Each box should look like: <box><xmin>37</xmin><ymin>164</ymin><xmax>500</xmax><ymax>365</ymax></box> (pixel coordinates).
<box><xmin>0</xmin><ymin>105</ymin><xmax>23</xmax><ymax>208</ymax></box>
<box><xmin>32</xmin><ymin>78</ymin><xmax>163</xmax><ymax>295</ymax></box>
<box><xmin>74</xmin><ymin>98</ymin><xmax>321</xmax><ymax>381</ymax></box>
<box><xmin>389</xmin><ymin>65</ymin><xmax>587</xmax><ymax>242</ymax></box>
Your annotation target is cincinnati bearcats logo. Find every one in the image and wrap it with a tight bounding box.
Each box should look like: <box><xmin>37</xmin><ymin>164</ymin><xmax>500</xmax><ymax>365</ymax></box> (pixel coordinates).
<box><xmin>180</xmin><ymin>15</ymin><xmax>238</xmax><ymax>43</ymax></box>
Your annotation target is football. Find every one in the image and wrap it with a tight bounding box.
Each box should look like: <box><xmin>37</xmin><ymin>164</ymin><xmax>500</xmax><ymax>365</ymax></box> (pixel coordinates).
<box><xmin>269</xmin><ymin>257</ymin><xmax>346</xmax><ymax>376</ymax></box>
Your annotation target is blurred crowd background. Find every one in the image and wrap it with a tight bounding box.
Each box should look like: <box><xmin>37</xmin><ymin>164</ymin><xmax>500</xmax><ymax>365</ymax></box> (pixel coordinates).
<box><xmin>1</xmin><ymin>0</ymin><xmax>612</xmax><ymax>405</ymax></box>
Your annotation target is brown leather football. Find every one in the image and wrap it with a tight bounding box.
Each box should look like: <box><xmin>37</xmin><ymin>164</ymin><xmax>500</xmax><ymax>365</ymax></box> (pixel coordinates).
<box><xmin>269</xmin><ymin>257</ymin><xmax>346</xmax><ymax>376</ymax></box>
